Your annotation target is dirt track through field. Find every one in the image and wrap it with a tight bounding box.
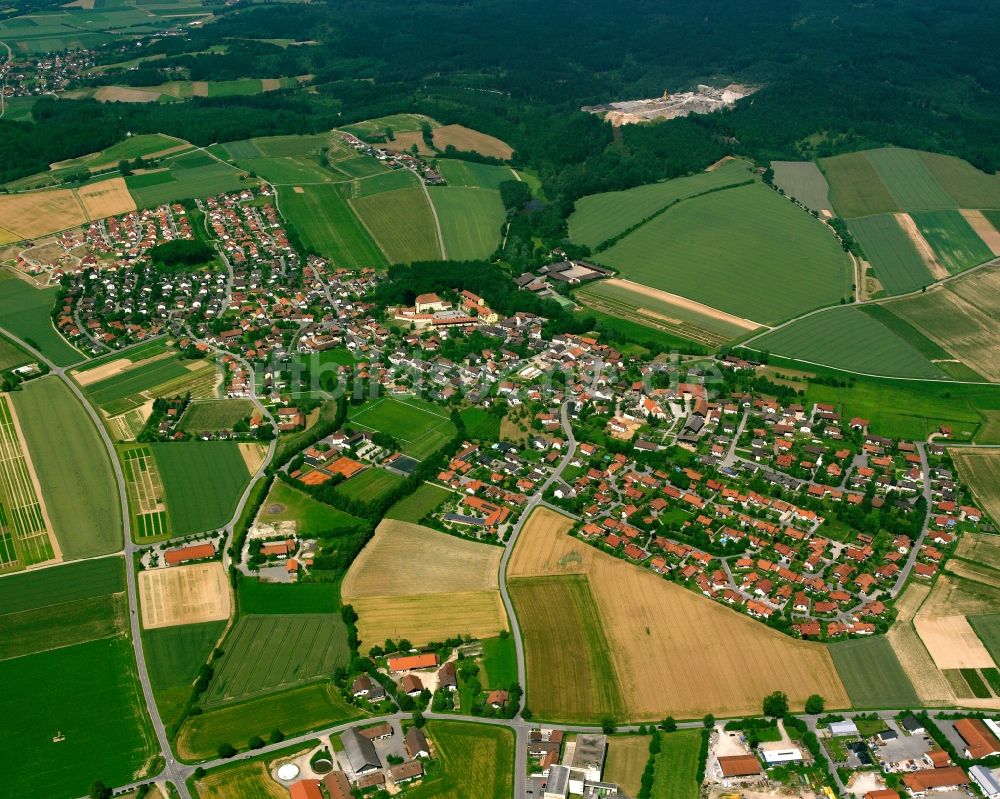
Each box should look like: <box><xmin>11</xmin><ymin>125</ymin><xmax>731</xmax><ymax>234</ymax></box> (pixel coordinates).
<box><xmin>961</xmin><ymin>209</ymin><xmax>1000</xmax><ymax>255</ymax></box>
<box><xmin>894</xmin><ymin>212</ymin><xmax>949</xmax><ymax>279</ymax></box>
<box><xmin>139</xmin><ymin>562</ymin><xmax>231</xmax><ymax>629</ymax></box>
<box><xmin>601</xmin><ymin>278</ymin><xmax>761</xmax><ymax>331</ymax></box>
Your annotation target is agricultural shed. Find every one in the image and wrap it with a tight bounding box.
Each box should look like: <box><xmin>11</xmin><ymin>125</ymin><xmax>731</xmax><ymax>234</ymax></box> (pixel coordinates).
<box><xmin>405</xmin><ymin>726</ymin><xmax>429</xmax><ymax>759</ymax></box>
<box><xmin>164</xmin><ymin>542</ymin><xmax>215</xmax><ymax>565</ymax></box>
<box><xmin>289</xmin><ymin>780</ymin><xmax>323</xmax><ymax>799</ymax></box>
<box><xmin>388</xmin><ymin>653</ymin><xmax>438</xmax><ymax>672</ymax></box>
<box><xmin>955</xmin><ymin>718</ymin><xmax>1000</xmax><ymax>759</ymax></box>
<box><xmin>829</xmin><ymin>720</ymin><xmax>860</xmax><ymax>736</ymax></box>
<box><xmin>718</xmin><ymin>754</ymin><xmax>763</xmax><ymax>778</ymax></box>
<box><xmin>341</xmin><ymin>727</ymin><xmax>381</xmax><ymax>775</ymax></box>
<box><xmin>323</xmin><ymin>771</ymin><xmax>352</xmax><ymax>799</ymax></box>
<box><xmin>903</xmin><ymin>767</ymin><xmax>969</xmax><ymax>792</ymax></box>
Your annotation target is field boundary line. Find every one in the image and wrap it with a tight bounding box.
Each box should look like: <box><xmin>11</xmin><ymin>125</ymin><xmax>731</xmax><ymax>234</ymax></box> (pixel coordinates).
<box><xmin>0</xmin><ymin>628</ymin><xmax>123</xmax><ymax>662</ymax></box>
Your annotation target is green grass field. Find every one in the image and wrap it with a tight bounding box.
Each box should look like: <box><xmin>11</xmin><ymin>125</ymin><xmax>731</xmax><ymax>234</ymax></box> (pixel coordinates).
<box><xmin>126</xmin><ymin>150</ymin><xmax>250</xmax><ymax>208</ymax></box>
<box><xmin>828</xmin><ymin>636</ymin><xmax>920</xmax><ymax>708</ymax></box>
<box><xmin>342</xmin><ymin>113</ymin><xmax>435</xmax><ymax>137</ymax></box>
<box><xmin>595</xmin><ymin>181</ymin><xmax>852</xmax><ymax>323</ymax></box>
<box><xmin>351</xmin><ymin>168</ymin><xmax>419</xmax><ymax>197</ymax></box>
<box><xmin>204</xmin><ymin>614</ymin><xmax>350</xmax><ymax>706</ymax></box>
<box><xmin>237</xmin><ymin>579</ymin><xmax>342</xmax><ymax>614</ymax></box>
<box><xmin>350</xmin><ymin>186</ymin><xmax>441</xmax><ymax>263</ymax></box>
<box><xmin>151</xmin><ymin>442</ymin><xmax>251</xmax><ymax>534</ymax></box>
<box><xmin>771</xmin><ymin>161</ymin><xmax>833</xmax><ymax>213</ymax></box>
<box><xmin>652</xmin><ymin>730</ymin><xmax>703</xmax><ymax>799</ymax></box>
<box><xmin>510</xmin><ymin>575</ymin><xmax>626</xmax><ymax>722</ymax></box>
<box><xmin>278</xmin><ymin>184</ymin><xmax>386</xmax><ymax>269</ymax></box>
<box><xmin>0</xmin><ymin>637</ymin><xmax>156</xmax><ymax>797</ymax></box>
<box><xmin>235</xmin><ymin>155</ymin><xmax>332</xmax><ymax>185</ymax></box>
<box><xmin>12</xmin><ymin>377</ymin><xmax>124</xmax><ymax>558</ymax></box>
<box><xmin>864</xmin><ymin>148</ymin><xmax>957</xmax><ymax>212</ymax></box>
<box><xmin>385</xmin><ymin>482</ymin><xmax>452</xmax><ymax>523</ymax></box>
<box><xmin>858</xmin><ymin>304</ymin><xmax>954</xmax><ymax>361</ymax></box>
<box><xmin>257</xmin><ymin>480</ymin><xmax>363</xmax><ymax>536</ymax></box>
<box><xmin>848</xmin><ymin>213</ymin><xmax>934</xmax><ymax>294</ymax></box>
<box><xmin>822</xmin><ymin>151</ymin><xmax>900</xmax><ymax>218</ymax></box>
<box><xmin>177</xmin><ymin>682</ymin><xmax>364</xmax><ymax>760</ymax></box>
<box><xmin>429</xmin><ymin>186</ymin><xmax>505</xmax><ymax>260</ymax></box>
<box><xmin>0</xmin><ymin>333</ymin><xmax>31</xmax><ymax>370</ymax></box>
<box><xmin>145</xmin><ymin>620</ymin><xmax>226</xmax><ymax>730</ymax></box>
<box><xmin>0</xmin><ymin>555</ymin><xmax>122</xmax><ymax>612</ymax></box>
<box><xmin>480</xmin><ymin>635</ymin><xmax>518</xmax><ymax>688</ymax></box>
<box><xmin>913</xmin><ymin>210</ymin><xmax>994</xmax><ymax>273</ymax></box>
<box><xmin>568</xmin><ymin>159</ymin><xmax>752</xmax><ymax>249</ymax></box>
<box><xmin>747</xmin><ymin>306</ymin><xmax>947</xmax><ymax>379</ymax></box>
<box><xmin>403</xmin><ymin>721</ymin><xmax>514</xmax><ymax>799</ymax></box>
<box><xmin>437</xmin><ymin>159</ymin><xmax>518</xmax><ymax>190</ymax></box>
<box><xmin>0</xmin><ymin>271</ymin><xmax>84</xmax><ymax>366</ymax></box>
<box><xmin>332</xmin><ymin>467</ymin><xmax>405</xmax><ymax>503</ymax></box>
<box><xmin>919</xmin><ymin>151</ymin><xmax>1000</xmax><ymax>208</ymax></box>
<box><xmin>83</xmin><ymin>353</ymin><xmax>191</xmax><ymax>410</ymax></box>
<box><xmin>969</xmin><ymin>615</ymin><xmax>1000</xmax><ymax>664</ymax></box>
<box><xmin>349</xmin><ymin>396</ymin><xmax>456</xmax><ymax>458</ymax></box>
<box><xmin>75</xmin><ymin>338</ymin><xmax>170</xmax><ymax>373</ymax></box>
<box><xmin>460</xmin><ymin>407</ymin><xmax>502</xmax><ymax>441</ymax></box>
<box><xmin>178</xmin><ymin>400</ymin><xmax>254</xmax><ymax>433</ymax></box>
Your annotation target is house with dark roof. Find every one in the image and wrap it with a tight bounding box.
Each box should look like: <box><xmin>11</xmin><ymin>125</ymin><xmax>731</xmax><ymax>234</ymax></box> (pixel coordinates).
<box><xmin>341</xmin><ymin>726</ymin><xmax>381</xmax><ymax>775</ymax></box>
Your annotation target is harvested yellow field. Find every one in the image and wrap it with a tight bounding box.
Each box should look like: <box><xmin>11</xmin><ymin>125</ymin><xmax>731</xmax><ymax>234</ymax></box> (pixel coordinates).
<box><xmin>192</xmin><ymin>82</ymin><xmax>210</xmax><ymax>97</ymax></box>
<box><xmin>78</xmin><ymin>177</ymin><xmax>136</xmax><ymax>219</ymax></box>
<box><xmin>343</xmin><ymin>520</ymin><xmax>507</xmax><ymax>648</ymax></box>
<box><xmin>139</xmin><ymin>562</ymin><xmax>231</xmax><ymax>629</ymax></box>
<box><xmin>389</xmin><ymin>130</ymin><xmax>434</xmax><ymax>156</ymax></box>
<box><xmin>961</xmin><ymin>209</ymin><xmax>1000</xmax><ymax>256</ymax></box>
<box><xmin>72</xmin><ymin>358</ymin><xmax>132</xmax><ymax>387</ymax></box>
<box><xmin>195</xmin><ymin>761</ymin><xmax>286</xmax><ymax>799</ymax></box>
<box><xmin>509</xmin><ymin>509</ymin><xmax>848</xmax><ymax>719</ymax></box>
<box><xmin>914</xmin><ymin>614</ymin><xmax>996</xmax><ymax>669</ymax></box>
<box><xmin>604</xmin><ymin>736</ymin><xmax>652</xmax><ymax>797</ymax></box>
<box><xmin>238</xmin><ymin>442</ymin><xmax>267</xmax><ymax>473</ymax></box>
<box><xmin>951</xmin><ymin>449</ymin><xmax>1000</xmax><ymax>525</ymax></box>
<box><xmin>949</xmin><ymin>265</ymin><xmax>1000</xmax><ymax>317</ymax></box>
<box><xmin>507</xmin><ymin>507</ymin><xmax>587</xmax><ymax>577</ymax></box>
<box><xmin>954</xmin><ymin>534</ymin><xmax>1000</xmax><ymax>570</ymax></box>
<box><xmin>431</xmin><ymin>124</ymin><xmax>513</xmax><ymax>160</ymax></box>
<box><xmin>351</xmin><ymin>591</ymin><xmax>508</xmax><ymax>648</ymax></box>
<box><xmin>93</xmin><ymin>86</ymin><xmax>161</xmax><ymax>103</ymax></box>
<box><xmin>887</xmin><ymin>582</ymin><xmax>955</xmax><ymax>706</ymax></box>
<box><xmin>0</xmin><ymin>190</ymin><xmax>86</xmax><ymax>238</ymax></box>
<box><xmin>0</xmin><ymin>226</ymin><xmax>19</xmax><ymax>245</ymax></box>
<box><xmin>343</xmin><ymin>519</ymin><xmax>502</xmax><ymax>597</ymax></box>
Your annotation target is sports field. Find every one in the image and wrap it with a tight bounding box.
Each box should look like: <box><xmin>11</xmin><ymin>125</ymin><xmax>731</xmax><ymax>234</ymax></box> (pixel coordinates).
<box><xmin>350</xmin><ymin>186</ymin><xmax>442</xmax><ymax>263</ymax></box>
<box><xmin>277</xmin><ymin>184</ymin><xmax>386</xmax><ymax>269</ymax></box>
<box><xmin>951</xmin><ymin>449</ymin><xmax>1000</xmax><ymax>526</ymax></box>
<box><xmin>747</xmin><ymin>306</ymin><xmax>947</xmax><ymax>379</ymax></box>
<box><xmin>429</xmin><ymin>186</ymin><xmax>505</xmax><ymax>260</ymax></box>
<box><xmin>568</xmin><ymin>159</ymin><xmax>751</xmax><ymax>249</ymax></box>
<box><xmin>510</xmin><ymin>509</ymin><xmax>848</xmax><ymax>720</ymax></box>
<box><xmin>177</xmin><ymin>682</ymin><xmax>365</xmax><ymax>760</ymax></box>
<box><xmin>342</xmin><ymin>519</ymin><xmax>508</xmax><ymax>647</ymax></box>
<box><xmin>151</xmin><ymin>442</ymin><xmax>251</xmax><ymax>534</ymax></box>
<box><xmin>178</xmin><ymin>399</ymin><xmax>254</xmax><ymax>433</ymax></box>
<box><xmin>771</xmin><ymin>161</ymin><xmax>832</xmax><ymax>214</ymax></box>
<box><xmin>348</xmin><ymin>396</ymin><xmax>457</xmax><ymax>459</ymax></box>
<box><xmin>0</xmin><ymin>271</ymin><xmax>83</xmax><ymax>366</ymax></box>
<box><xmin>257</xmin><ymin>480</ymin><xmax>363</xmax><ymax>536</ymax></box>
<box><xmin>912</xmin><ymin>210</ymin><xmax>994</xmax><ymax>273</ymax></box>
<box><xmin>204</xmin><ymin>614</ymin><xmax>350</xmax><ymax>706</ymax></box>
<box><xmin>848</xmin><ymin>214</ymin><xmax>934</xmax><ymax>294</ymax></box>
<box><xmin>385</xmin><ymin>482</ymin><xmax>452</xmax><ymax>523</ymax></box>
<box><xmin>595</xmin><ymin>181</ymin><xmax>852</xmax><ymax>323</ymax></box>
<box><xmin>828</xmin><ymin>637</ymin><xmax>919</xmax><ymax>707</ymax></box>
<box><xmin>404</xmin><ymin>721</ymin><xmax>514</xmax><ymax>799</ymax></box>
<box><xmin>126</xmin><ymin>150</ymin><xmax>250</xmax><ymax>208</ymax></box>
<box><xmin>145</xmin><ymin>620</ymin><xmax>226</xmax><ymax>729</ymax></box>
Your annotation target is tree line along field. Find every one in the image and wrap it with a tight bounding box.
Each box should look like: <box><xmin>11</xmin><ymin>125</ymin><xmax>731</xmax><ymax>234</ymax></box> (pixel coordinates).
<box><xmin>592</xmin><ymin>180</ymin><xmax>852</xmax><ymax>324</ymax></box>
<box><xmin>0</xmin><ymin>271</ymin><xmax>85</xmax><ymax>366</ymax></box>
<box><xmin>508</xmin><ymin>508</ymin><xmax>849</xmax><ymax>721</ymax></box>
<box><xmin>744</xmin><ymin>305</ymin><xmax>949</xmax><ymax>380</ymax></box>
<box><xmin>0</xmin><ymin>557</ymin><xmax>156</xmax><ymax>798</ymax></box>
<box><xmin>770</xmin><ymin>161</ymin><xmax>833</xmax><ymax>215</ymax></box>
<box><xmin>144</xmin><ymin>620</ymin><xmax>227</xmax><ymax>731</ymax></box>
<box><xmin>151</xmin><ymin>441</ymin><xmax>252</xmax><ymax>534</ymax></box>
<box><xmin>12</xmin><ymin>377</ymin><xmax>124</xmax><ymax>559</ymax></box>
<box><xmin>202</xmin><ymin>614</ymin><xmax>350</xmax><ymax>706</ymax></box>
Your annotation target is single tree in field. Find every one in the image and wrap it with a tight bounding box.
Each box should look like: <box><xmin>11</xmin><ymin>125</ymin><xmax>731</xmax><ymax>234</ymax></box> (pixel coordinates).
<box><xmin>601</xmin><ymin>717</ymin><xmax>617</xmax><ymax>734</ymax></box>
<box><xmin>660</xmin><ymin>716</ymin><xmax>677</xmax><ymax>732</ymax></box>
<box><xmin>703</xmin><ymin>713</ymin><xmax>715</xmax><ymax>729</ymax></box>
<box><xmin>805</xmin><ymin>694</ymin><xmax>825</xmax><ymax>715</ymax></box>
<box><xmin>763</xmin><ymin>691</ymin><xmax>789</xmax><ymax>718</ymax></box>
<box><xmin>89</xmin><ymin>781</ymin><xmax>111</xmax><ymax>799</ymax></box>
<box><xmin>218</xmin><ymin>742</ymin><xmax>237</xmax><ymax>759</ymax></box>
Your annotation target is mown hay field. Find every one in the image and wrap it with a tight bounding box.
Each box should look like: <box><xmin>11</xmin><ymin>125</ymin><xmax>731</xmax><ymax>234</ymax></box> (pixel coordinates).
<box><xmin>955</xmin><ymin>534</ymin><xmax>1000</xmax><ymax>572</ymax></box>
<box><xmin>151</xmin><ymin>441</ymin><xmax>251</xmax><ymax>534</ymax></box>
<box><xmin>436</xmin><ymin>159</ymin><xmax>518</xmax><ymax>190</ymax></box>
<box><xmin>77</xmin><ymin>176</ymin><xmax>136</xmax><ymax>219</ymax></box>
<box><xmin>431</xmin><ymin>124</ymin><xmax>513</xmax><ymax>159</ymax></box>
<box><xmin>885</xmin><ymin>582</ymin><xmax>956</xmax><ymax>706</ymax></box>
<box><xmin>342</xmin><ymin>113</ymin><xmax>437</xmax><ymax>137</ymax></box>
<box><xmin>278</xmin><ymin>184</ymin><xmax>386</xmax><ymax>269</ymax></box>
<box><xmin>177</xmin><ymin>682</ymin><xmax>365</xmax><ymax>760</ymax></box>
<box><xmin>920</xmin><ymin>151</ymin><xmax>1000</xmax><ymax>208</ymax></box>
<box><xmin>204</xmin><ymin>614</ymin><xmax>350</xmax><ymax>706</ymax></box>
<box><xmin>771</xmin><ymin>160</ymin><xmax>832</xmax><ymax>214</ymax></box>
<box><xmin>951</xmin><ymin>449</ymin><xmax>1000</xmax><ymax>525</ymax></box>
<box><xmin>0</xmin><ymin>187</ymin><xmax>86</xmax><ymax>238</ymax></box>
<box><xmin>404</xmin><ymin>721</ymin><xmax>514</xmax><ymax>799</ymax></box>
<box><xmin>828</xmin><ymin>636</ymin><xmax>919</xmax><ymax>708</ymax></box>
<box><xmin>384</xmin><ymin>482</ymin><xmax>452</xmax><ymax>524</ymax></box>
<box><xmin>595</xmin><ymin>181</ymin><xmax>852</xmax><ymax>323</ymax></box>
<box><xmin>139</xmin><ymin>562</ymin><xmax>231</xmax><ymax>629</ymax></box>
<box><xmin>604</xmin><ymin>735</ymin><xmax>652</xmax><ymax>797</ymax></box>
<box><xmin>864</xmin><ymin>148</ymin><xmax>958</xmax><ymax>212</ymax></box>
<box><xmin>194</xmin><ymin>760</ymin><xmax>288</xmax><ymax>799</ymax></box>
<box><xmin>256</xmin><ymin>480</ymin><xmax>363</xmax><ymax>537</ymax></box>
<box><xmin>429</xmin><ymin>185</ymin><xmax>505</xmax><ymax>260</ymax></box>
<box><xmin>13</xmin><ymin>376</ymin><xmax>123</xmax><ymax>559</ymax></box>
<box><xmin>342</xmin><ymin>519</ymin><xmax>507</xmax><ymax>647</ymax></box>
<box><xmin>913</xmin><ymin>209</ymin><xmax>994</xmax><ymax>273</ymax></box>
<box><xmin>350</xmin><ymin>186</ymin><xmax>441</xmax><ymax>263</ymax></box>
<box><xmin>509</xmin><ymin>509</ymin><xmax>848</xmax><ymax>720</ymax></box>
<box><xmin>568</xmin><ymin>158</ymin><xmax>751</xmax><ymax>249</ymax></box>
<box><xmin>651</xmin><ymin>730</ymin><xmax>703</xmax><ymax>799</ymax></box>
<box><xmin>913</xmin><ymin>614</ymin><xmax>996</xmax><ymax>670</ymax></box>
<box><xmin>822</xmin><ymin>151</ymin><xmax>900</xmax><ymax>218</ymax></box>
<box><xmin>747</xmin><ymin>305</ymin><xmax>947</xmax><ymax>379</ymax></box>
<box><xmin>848</xmin><ymin>213</ymin><xmax>934</xmax><ymax>295</ymax></box>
